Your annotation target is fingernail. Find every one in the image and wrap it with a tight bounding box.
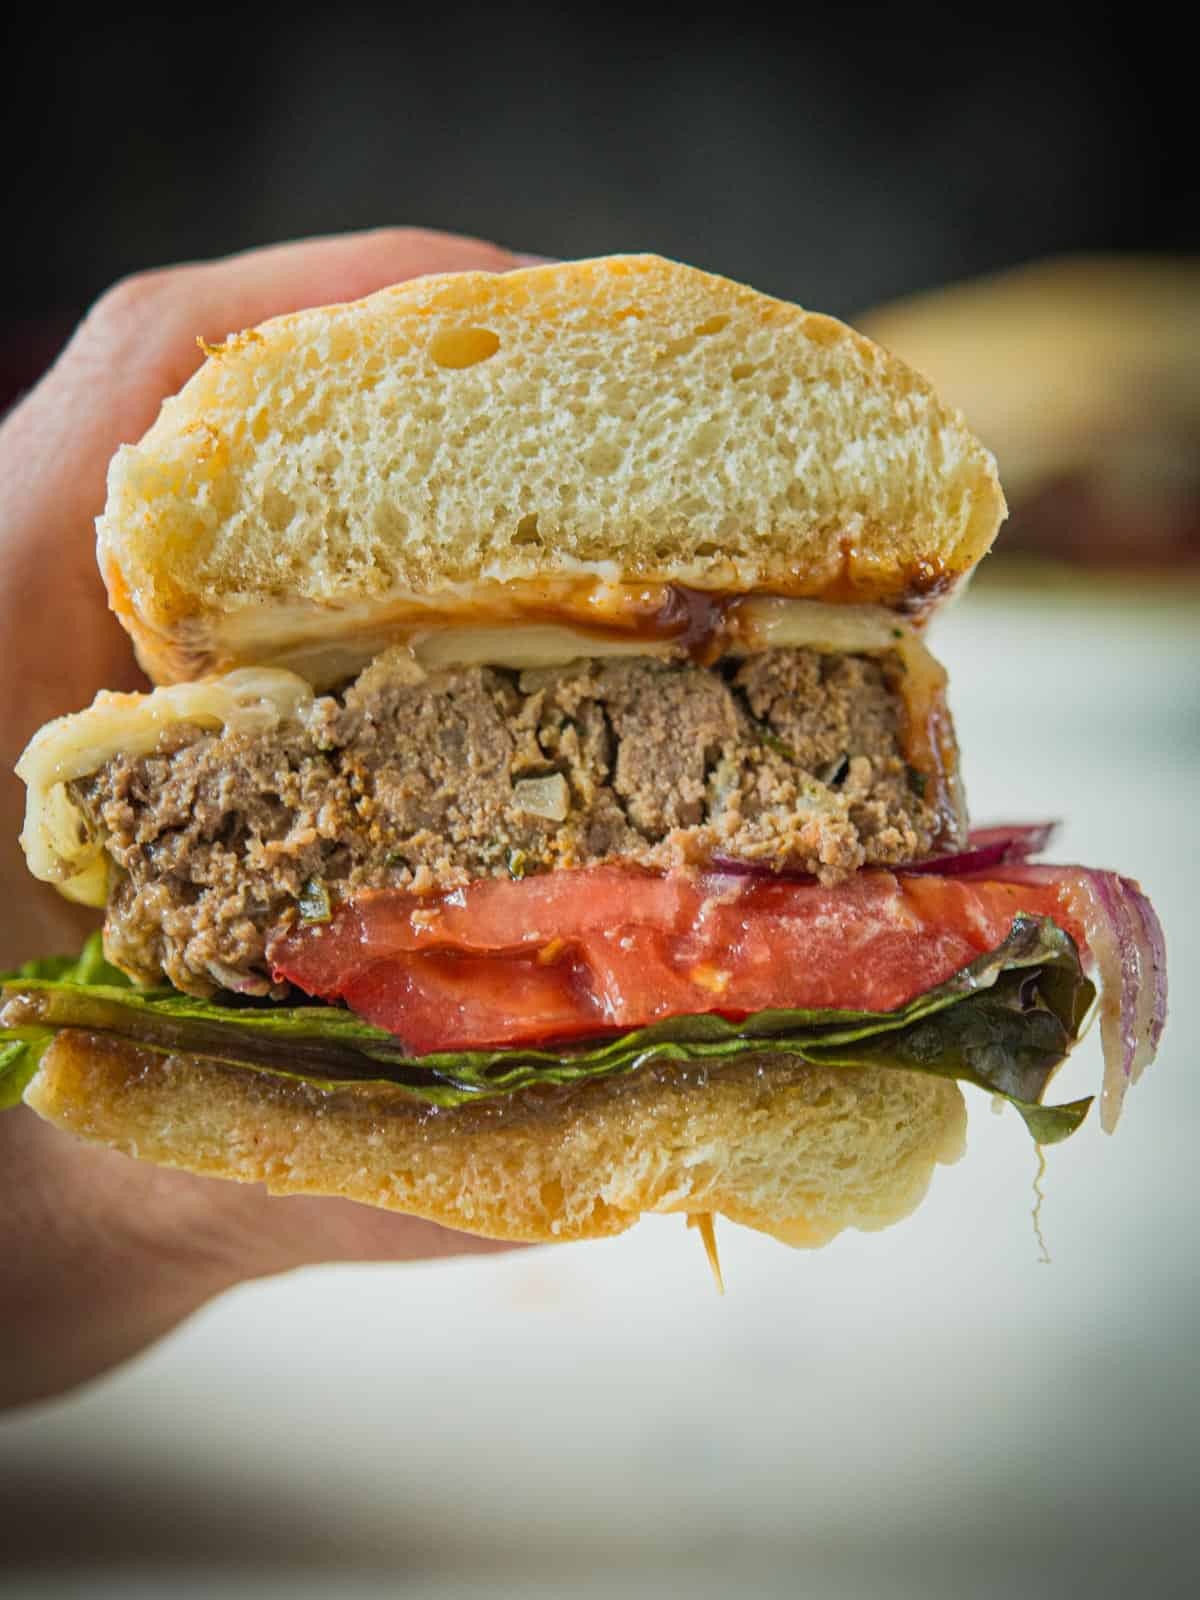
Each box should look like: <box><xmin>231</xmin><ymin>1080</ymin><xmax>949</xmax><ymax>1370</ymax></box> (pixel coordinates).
<box><xmin>511</xmin><ymin>253</ymin><xmax>557</xmax><ymax>268</ymax></box>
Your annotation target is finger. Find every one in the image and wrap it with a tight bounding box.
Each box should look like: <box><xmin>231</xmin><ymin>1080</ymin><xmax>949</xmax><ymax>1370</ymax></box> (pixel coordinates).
<box><xmin>137</xmin><ymin>1178</ymin><xmax>530</xmax><ymax>1280</ymax></box>
<box><xmin>248</xmin><ymin>1196</ymin><xmax>530</xmax><ymax>1270</ymax></box>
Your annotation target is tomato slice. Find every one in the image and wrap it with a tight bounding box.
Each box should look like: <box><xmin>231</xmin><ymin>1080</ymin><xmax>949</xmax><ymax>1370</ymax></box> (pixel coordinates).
<box><xmin>268</xmin><ymin>866</ymin><xmax>1085</xmax><ymax>1056</ymax></box>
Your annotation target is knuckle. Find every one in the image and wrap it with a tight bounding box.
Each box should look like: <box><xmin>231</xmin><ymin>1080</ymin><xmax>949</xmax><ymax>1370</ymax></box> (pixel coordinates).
<box><xmin>84</xmin><ymin>267</ymin><xmax>180</xmax><ymax>336</ymax></box>
<box><xmin>62</xmin><ymin>265</ymin><xmax>200</xmax><ymax>383</ymax></box>
<box><xmin>366</xmin><ymin>224</ymin><xmax>513</xmax><ymax>270</ymax></box>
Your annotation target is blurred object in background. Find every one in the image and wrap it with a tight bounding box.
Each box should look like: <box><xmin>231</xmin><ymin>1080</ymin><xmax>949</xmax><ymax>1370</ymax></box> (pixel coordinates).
<box><xmin>860</xmin><ymin>256</ymin><xmax>1200</xmax><ymax>576</ymax></box>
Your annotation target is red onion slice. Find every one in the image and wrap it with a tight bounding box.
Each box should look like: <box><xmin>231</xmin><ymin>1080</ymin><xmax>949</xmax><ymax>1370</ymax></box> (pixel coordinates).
<box><xmin>1129</xmin><ymin>879</ymin><xmax>1169</xmax><ymax>1055</ymax></box>
<box><xmin>708</xmin><ymin>855</ymin><xmax>813</xmax><ymax>881</ymax></box>
<box><xmin>965</xmin><ymin>821</ymin><xmax>1060</xmax><ymax>859</ymax></box>
<box><xmin>902</xmin><ymin>822</ymin><xmax>1060</xmax><ymax>878</ymax></box>
<box><xmin>1063</xmin><ymin>871</ymin><xmax>1167</xmax><ymax>1131</ymax></box>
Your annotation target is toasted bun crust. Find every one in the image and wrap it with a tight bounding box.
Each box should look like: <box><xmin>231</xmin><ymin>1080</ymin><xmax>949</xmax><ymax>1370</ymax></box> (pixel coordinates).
<box><xmin>24</xmin><ymin>1033</ymin><xmax>966</xmax><ymax>1247</ymax></box>
<box><xmin>97</xmin><ymin>254</ymin><xmax>1005</xmax><ymax>684</ymax></box>
<box><xmin>859</xmin><ymin>254</ymin><xmax>1200</xmax><ymax>503</ymax></box>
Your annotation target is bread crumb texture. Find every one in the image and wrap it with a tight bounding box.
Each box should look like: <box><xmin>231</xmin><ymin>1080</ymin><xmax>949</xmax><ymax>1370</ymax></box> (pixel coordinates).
<box><xmin>26</xmin><ymin>1032</ymin><xmax>967</xmax><ymax>1247</ymax></box>
<box><xmin>98</xmin><ymin>255</ymin><xmax>1004</xmax><ymax>675</ymax></box>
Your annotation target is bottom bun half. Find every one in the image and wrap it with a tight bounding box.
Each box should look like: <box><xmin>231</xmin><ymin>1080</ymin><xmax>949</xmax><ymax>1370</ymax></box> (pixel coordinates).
<box><xmin>24</xmin><ymin>1033</ymin><xmax>967</xmax><ymax>1247</ymax></box>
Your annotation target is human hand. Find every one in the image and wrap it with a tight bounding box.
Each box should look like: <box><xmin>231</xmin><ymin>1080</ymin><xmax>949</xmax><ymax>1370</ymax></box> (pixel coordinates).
<box><xmin>0</xmin><ymin>230</ymin><xmax>534</xmax><ymax>1410</ymax></box>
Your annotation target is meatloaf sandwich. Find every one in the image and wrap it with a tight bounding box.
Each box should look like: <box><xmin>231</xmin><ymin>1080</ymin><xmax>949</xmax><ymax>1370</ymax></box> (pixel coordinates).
<box><xmin>0</xmin><ymin>255</ymin><xmax>1166</xmax><ymax>1248</ymax></box>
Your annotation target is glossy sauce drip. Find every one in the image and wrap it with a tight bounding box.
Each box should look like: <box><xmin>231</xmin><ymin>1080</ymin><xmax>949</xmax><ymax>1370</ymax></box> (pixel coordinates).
<box><xmin>810</xmin><ymin>539</ymin><xmax>955</xmax><ymax>617</ymax></box>
<box><xmin>503</xmin><ymin>571</ymin><xmax>952</xmax><ymax>651</ymax></box>
<box><xmin>626</xmin><ymin>586</ymin><xmax>746</xmax><ymax>663</ymax></box>
<box><xmin>500</xmin><ymin>583</ymin><xmax>745</xmax><ymax>663</ymax></box>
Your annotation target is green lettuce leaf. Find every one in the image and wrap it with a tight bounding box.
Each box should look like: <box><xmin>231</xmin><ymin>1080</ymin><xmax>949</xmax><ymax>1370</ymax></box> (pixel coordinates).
<box><xmin>0</xmin><ymin>918</ymin><xmax>1096</xmax><ymax>1142</ymax></box>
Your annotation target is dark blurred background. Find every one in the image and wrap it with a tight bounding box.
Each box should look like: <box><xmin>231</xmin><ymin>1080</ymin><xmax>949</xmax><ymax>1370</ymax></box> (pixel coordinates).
<box><xmin>2</xmin><ymin>9</ymin><xmax>1189</xmax><ymax>406</ymax></box>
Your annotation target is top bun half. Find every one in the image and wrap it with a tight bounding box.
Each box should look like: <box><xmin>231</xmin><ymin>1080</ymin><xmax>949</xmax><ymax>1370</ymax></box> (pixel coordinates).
<box><xmin>97</xmin><ymin>254</ymin><xmax>1005</xmax><ymax>685</ymax></box>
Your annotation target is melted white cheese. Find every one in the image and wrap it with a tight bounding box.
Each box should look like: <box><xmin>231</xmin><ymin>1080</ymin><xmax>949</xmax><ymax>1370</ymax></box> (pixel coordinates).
<box><xmin>18</xmin><ymin>669</ymin><xmax>314</xmax><ymax>904</ymax></box>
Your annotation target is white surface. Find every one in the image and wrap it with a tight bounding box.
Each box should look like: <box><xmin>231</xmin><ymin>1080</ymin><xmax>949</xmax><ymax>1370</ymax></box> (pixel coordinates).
<box><xmin>3</xmin><ymin>582</ymin><xmax>1198</xmax><ymax>1599</ymax></box>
